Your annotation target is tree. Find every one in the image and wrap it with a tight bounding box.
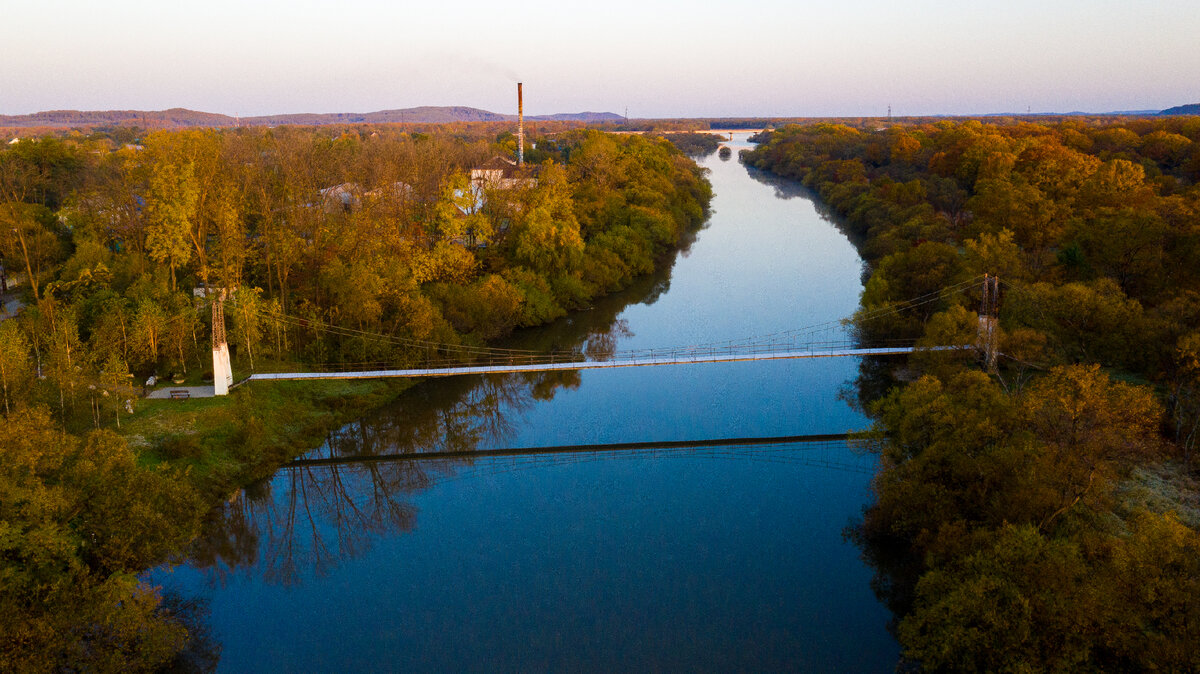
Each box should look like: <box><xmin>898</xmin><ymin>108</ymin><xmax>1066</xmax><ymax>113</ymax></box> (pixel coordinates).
<box><xmin>131</xmin><ymin>298</ymin><xmax>168</xmax><ymax>367</ymax></box>
<box><xmin>42</xmin><ymin>302</ymin><xmax>85</xmax><ymax>423</ymax></box>
<box><xmin>967</xmin><ymin>177</ymin><xmax>1065</xmax><ymax>261</ymax></box>
<box><xmin>1005</xmin><ymin>279</ymin><xmax>1147</xmax><ymax>369</ymax></box>
<box><xmin>1080</xmin><ymin>159</ymin><xmax>1152</xmax><ymax>210</ymax></box>
<box><xmin>0</xmin><ymin>202</ymin><xmax>64</xmax><ymax>303</ymax></box>
<box><xmin>211</xmin><ymin>184</ymin><xmax>247</xmax><ymax>288</ymax></box>
<box><xmin>144</xmin><ymin>161</ymin><xmax>197</xmax><ymax>291</ymax></box>
<box><xmin>898</xmin><ymin>524</ymin><xmax>1094</xmax><ymax>672</ymax></box>
<box><xmin>858</xmin><ymin>241</ymin><xmax>969</xmax><ymax>340</ymax></box>
<box><xmin>1021</xmin><ymin>364</ymin><xmax>1164</xmax><ymax>531</ymax></box>
<box><xmin>511</xmin><ymin>161</ymin><xmax>586</xmax><ymax>276</ymax></box>
<box><xmin>0</xmin><ymin>320</ymin><xmax>31</xmax><ymax>414</ymax></box>
<box><xmin>1169</xmin><ymin>331</ymin><xmax>1200</xmax><ymax>467</ymax></box>
<box><xmin>1096</xmin><ymin>511</ymin><xmax>1200</xmax><ymax>670</ymax></box>
<box><xmin>0</xmin><ymin>136</ymin><xmax>85</xmax><ymax>209</ymax></box>
<box><xmin>66</xmin><ymin>430</ymin><xmax>204</xmax><ymax>573</ymax></box>
<box><xmin>963</xmin><ymin>229</ymin><xmax>1030</xmax><ymax>282</ymax></box>
<box><xmin>0</xmin><ymin>407</ymin><xmax>196</xmax><ymax>670</ymax></box>
<box><xmin>99</xmin><ymin>356</ymin><xmax>133</xmax><ymax>428</ymax></box>
<box><xmin>230</xmin><ymin>287</ymin><xmax>265</xmax><ymax>370</ymax></box>
<box><xmin>1073</xmin><ymin>208</ymin><xmax>1167</xmax><ymax>299</ymax></box>
<box><xmin>164</xmin><ymin>298</ymin><xmax>199</xmax><ymax>374</ymax></box>
<box><xmin>512</xmin><ymin>204</ymin><xmax>584</xmax><ymax>275</ymax></box>
<box><xmin>912</xmin><ymin>305</ymin><xmax>980</xmax><ymax>380</ymax></box>
<box><xmin>87</xmin><ymin>295</ymin><xmax>132</xmax><ymax>365</ymax></box>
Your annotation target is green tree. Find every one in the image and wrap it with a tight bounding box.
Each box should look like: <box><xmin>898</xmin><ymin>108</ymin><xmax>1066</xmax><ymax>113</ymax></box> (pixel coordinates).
<box><xmin>132</xmin><ymin>298</ymin><xmax>168</xmax><ymax>367</ymax></box>
<box><xmin>898</xmin><ymin>525</ymin><xmax>1094</xmax><ymax>672</ymax></box>
<box><xmin>963</xmin><ymin>228</ymin><xmax>1029</xmax><ymax>282</ymax></box>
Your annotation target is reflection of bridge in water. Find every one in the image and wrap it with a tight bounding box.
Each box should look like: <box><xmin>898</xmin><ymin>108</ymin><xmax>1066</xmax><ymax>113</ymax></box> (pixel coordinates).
<box><xmin>191</xmin><ymin>432</ymin><xmax>880</xmax><ymax>589</ymax></box>
<box><xmin>215</xmin><ymin>275</ymin><xmax>1000</xmax><ymax>391</ymax></box>
<box><xmin>283</xmin><ymin>432</ymin><xmax>873</xmax><ymax>472</ymax></box>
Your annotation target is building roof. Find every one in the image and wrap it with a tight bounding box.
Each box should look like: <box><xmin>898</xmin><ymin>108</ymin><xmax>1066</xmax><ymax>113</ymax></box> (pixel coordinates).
<box><xmin>473</xmin><ymin>156</ymin><xmax>520</xmax><ymax>177</ymax></box>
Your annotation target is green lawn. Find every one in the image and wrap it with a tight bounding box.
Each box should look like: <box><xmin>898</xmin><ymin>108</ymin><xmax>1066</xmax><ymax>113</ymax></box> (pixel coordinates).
<box><xmin>121</xmin><ymin>375</ymin><xmax>415</xmax><ymax>499</ymax></box>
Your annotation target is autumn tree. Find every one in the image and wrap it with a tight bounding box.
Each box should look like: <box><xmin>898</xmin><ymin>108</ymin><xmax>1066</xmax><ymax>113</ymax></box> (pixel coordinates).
<box><xmin>0</xmin><ymin>319</ymin><xmax>31</xmax><ymax>414</ymax></box>
<box><xmin>143</xmin><ymin>160</ymin><xmax>197</xmax><ymax>291</ymax></box>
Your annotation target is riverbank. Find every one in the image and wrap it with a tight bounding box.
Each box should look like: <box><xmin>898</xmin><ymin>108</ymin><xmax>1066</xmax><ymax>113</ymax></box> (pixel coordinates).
<box><xmin>121</xmin><ymin>377</ymin><xmax>415</xmax><ymax>501</ymax></box>
<box><xmin>745</xmin><ymin>120</ymin><xmax>1200</xmax><ymax>670</ymax></box>
<box><xmin>0</xmin><ymin>127</ymin><xmax>720</xmax><ymax>670</ymax></box>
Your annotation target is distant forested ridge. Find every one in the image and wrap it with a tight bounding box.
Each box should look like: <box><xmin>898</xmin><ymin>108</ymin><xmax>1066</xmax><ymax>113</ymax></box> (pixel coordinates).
<box><xmin>745</xmin><ymin>117</ymin><xmax>1200</xmax><ymax>670</ymax></box>
<box><xmin>0</xmin><ymin>125</ymin><xmax>710</xmax><ymax>669</ymax></box>
<box><xmin>1161</xmin><ymin>103</ymin><xmax>1200</xmax><ymax>116</ymax></box>
<box><xmin>0</xmin><ymin>107</ymin><xmax>624</xmax><ymax>129</ymax></box>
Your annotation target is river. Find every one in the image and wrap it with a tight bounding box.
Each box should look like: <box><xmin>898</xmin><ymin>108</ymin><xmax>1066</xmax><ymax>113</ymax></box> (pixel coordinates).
<box><xmin>149</xmin><ymin>134</ymin><xmax>900</xmax><ymax>671</ymax></box>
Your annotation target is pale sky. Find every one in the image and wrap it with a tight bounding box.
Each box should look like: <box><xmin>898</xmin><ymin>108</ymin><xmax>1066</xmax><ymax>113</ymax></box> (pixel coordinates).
<box><xmin>2</xmin><ymin>0</ymin><xmax>1197</xmax><ymax>118</ymax></box>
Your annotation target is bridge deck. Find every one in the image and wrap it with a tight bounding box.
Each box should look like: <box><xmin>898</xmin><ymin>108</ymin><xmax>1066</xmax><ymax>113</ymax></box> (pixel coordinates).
<box><xmin>246</xmin><ymin>345</ymin><xmax>965</xmax><ymax>382</ymax></box>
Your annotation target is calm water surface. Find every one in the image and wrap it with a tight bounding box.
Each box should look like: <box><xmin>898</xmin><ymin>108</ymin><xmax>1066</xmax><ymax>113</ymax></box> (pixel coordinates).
<box><xmin>150</xmin><ymin>135</ymin><xmax>900</xmax><ymax>671</ymax></box>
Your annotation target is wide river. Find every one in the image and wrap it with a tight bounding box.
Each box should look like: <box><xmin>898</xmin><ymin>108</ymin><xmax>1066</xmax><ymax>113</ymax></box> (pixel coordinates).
<box><xmin>150</xmin><ymin>134</ymin><xmax>900</xmax><ymax>671</ymax></box>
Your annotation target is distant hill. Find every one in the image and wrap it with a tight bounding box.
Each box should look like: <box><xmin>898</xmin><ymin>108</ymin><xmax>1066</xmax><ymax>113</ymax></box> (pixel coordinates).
<box><xmin>527</xmin><ymin>112</ymin><xmax>624</xmax><ymax>122</ymax></box>
<box><xmin>0</xmin><ymin>108</ymin><xmax>235</xmax><ymax>128</ymax></box>
<box><xmin>983</xmin><ymin>109</ymin><xmax>1159</xmax><ymax>117</ymax></box>
<box><xmin>1160</xmin><ymin>103</ymin><xmax>1200</xmax><ymax>116</ymax></box>
<box><xmin>252</xmin><ymin>106</ymin><xmax>507</xmax><ymax>125</ymax></box>
<box><xmin>0</xmin><ymin>106</ymin><xmax>623</xmax><ymax>129</ymax></box>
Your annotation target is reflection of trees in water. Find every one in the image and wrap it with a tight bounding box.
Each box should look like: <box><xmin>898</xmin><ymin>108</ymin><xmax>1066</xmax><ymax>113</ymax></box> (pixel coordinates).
<box><xmin>268</xmin><ymin>462</ymin><xmax>421</xmax><ymax>585</ymax></box>
<box><xmin>740</xmin><ymin>162</ymin><xmax>888</xmax><ymax>403</ymax></box>
<box><xmin>584</xmin><ymin>319</ymin><xmax>632</xmax><ymax>361</ymax></box>
<box><xmin>742</xmin><ymin>164</ymin><xmax>812</xmax><ymax>201</ymax></box>
<box><xmin>187</xmin><ymin>266</ymin><xmax>671</xmax><ymax>586</ymax></box>
<box><xmin>741</xmin><ymin>164</ymin><xmax>868</xmax><ymax>254</ymax></box>
<box><xmin>740</xmin><ymin>151</ymin><xmax>921</xmax><ymax>638</ymax></box>
<box><xmin>191</xmin><ymin>457</ymin><xmax>429</xmax><ymax>586</ymax></box>
<box><xmin>161</xmin><ymin>591</ymin><xmax>222</xmax><ymax>673</ymax></box>
<box><xmin>190</xmin><ymin>374</ymin><xmax>532</xmax><ymax>586</ymax></box>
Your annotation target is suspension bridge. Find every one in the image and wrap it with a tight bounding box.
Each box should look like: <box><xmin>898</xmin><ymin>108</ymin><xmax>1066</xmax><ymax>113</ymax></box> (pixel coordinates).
<box><xmin>204</xmin><ymin>275</ymin><xmax>1001</xmax><ymax>395</ymax></box>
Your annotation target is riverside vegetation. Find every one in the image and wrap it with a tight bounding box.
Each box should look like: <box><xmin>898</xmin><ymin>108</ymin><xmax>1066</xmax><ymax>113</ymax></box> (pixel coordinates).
<box><xmin>0</xmin><ymin>126</ymin><xmax>711</xmax><ymax>669</ymax></box>
<box><xmin>746</xmin><ymin>118</ymin><xmax>1200</xmax><ymax>670</ymax></box>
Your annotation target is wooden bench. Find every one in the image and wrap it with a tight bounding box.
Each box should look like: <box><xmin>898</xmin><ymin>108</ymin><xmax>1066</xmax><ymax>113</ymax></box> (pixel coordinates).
<box><xmin>169</xmin><ymin>389</ymin><xmax>190</xmax><ymax>400</ymax></box>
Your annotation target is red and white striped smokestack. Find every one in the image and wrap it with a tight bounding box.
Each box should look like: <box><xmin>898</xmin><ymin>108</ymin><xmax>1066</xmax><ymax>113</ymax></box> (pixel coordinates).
<box><xmin>517</xmin><ymin>82</ymin><xmax>524</xmax><ymax>166</ymax></box>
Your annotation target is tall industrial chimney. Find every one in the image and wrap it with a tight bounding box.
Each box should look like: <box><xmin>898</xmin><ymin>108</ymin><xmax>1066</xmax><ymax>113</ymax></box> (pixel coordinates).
<box><xmin>517</xmin><ymin>82</ymin><xmax>524</xmax><ymax>166</ymax></box>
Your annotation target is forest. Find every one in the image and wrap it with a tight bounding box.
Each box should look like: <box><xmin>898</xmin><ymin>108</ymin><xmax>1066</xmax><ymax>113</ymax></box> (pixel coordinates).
<box><xmin>0</xmin><ymin>125</ymin><xmax>711</xmax><ymax>669</ymax></box>
<box><xmin>745</xmin><ymin>118</ymin><xmax>1200</xmax><ymax>669</ymax></box>
<box><xmin>657</xmin><ymin>132</ymin><xmax>722</xmax><ymax>157</ymax></box>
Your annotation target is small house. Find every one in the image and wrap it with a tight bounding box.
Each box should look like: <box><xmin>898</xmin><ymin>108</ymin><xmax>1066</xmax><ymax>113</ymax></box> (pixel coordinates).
<box><xmin>470</xmin><ymin>156</ymin><xmax>538</xmax><ymax>191</ymax></box>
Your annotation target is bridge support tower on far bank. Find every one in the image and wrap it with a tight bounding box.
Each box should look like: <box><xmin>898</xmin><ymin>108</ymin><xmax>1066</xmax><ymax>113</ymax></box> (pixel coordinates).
<box><xmin>213</xmin><ymin>292</ymin><xmax>233</xmax><ymax>395</ymax></box>
<box><xmin>978</xmin><ymin>274</ymin><xmax>1000</xmax><ymax>373</ymax></box>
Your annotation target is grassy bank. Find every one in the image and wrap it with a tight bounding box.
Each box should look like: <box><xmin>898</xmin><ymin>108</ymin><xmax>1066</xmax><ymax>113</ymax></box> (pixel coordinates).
<box><xmin>121</xmin><ymin>376</ymin><xmax>415</xmax><ymax>501</ymax></box>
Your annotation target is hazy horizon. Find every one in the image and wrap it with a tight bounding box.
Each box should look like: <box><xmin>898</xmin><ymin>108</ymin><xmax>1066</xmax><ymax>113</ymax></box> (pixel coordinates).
<box><xmin>4</xmin><ymin>0</ymin><xmax>1198</xmax><ymax>119</ymax></box>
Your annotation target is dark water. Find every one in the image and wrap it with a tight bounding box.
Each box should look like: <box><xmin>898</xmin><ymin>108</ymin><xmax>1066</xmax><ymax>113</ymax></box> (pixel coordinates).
<box><xmin>149</xmin><ymin>135</ymin><xmax>900</xmax><ymax>671</ymax></box>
